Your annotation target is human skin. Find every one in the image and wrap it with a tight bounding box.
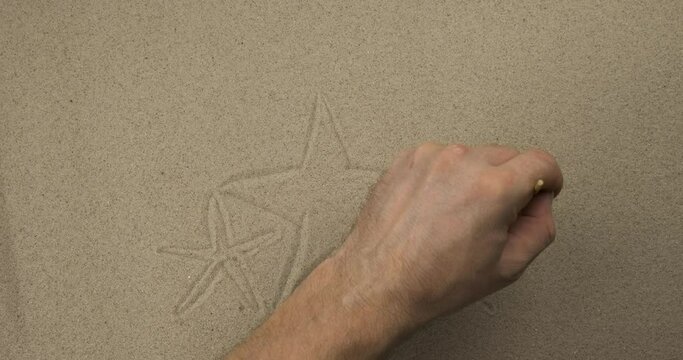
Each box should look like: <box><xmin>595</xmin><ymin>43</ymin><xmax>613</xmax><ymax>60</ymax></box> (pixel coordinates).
<box><xmin>226</xmin><ymin>143</ymin><xmax>564</xmax><ymax>359</ymax></box>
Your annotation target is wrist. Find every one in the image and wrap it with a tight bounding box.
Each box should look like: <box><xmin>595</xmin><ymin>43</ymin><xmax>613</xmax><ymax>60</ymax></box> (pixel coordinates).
<box><xmin>228</xmin><ymin>252</ymin><xmax>420</xmax><ymax>359</ymax></box>
<box><xmin>302</xmin><ymin>255</ymin><xmax>418</xmax><ymax>359</ymax></box>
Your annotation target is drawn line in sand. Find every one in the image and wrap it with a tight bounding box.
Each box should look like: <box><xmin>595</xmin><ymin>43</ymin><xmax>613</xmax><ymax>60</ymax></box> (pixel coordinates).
<box><xmin>217</xmin><ymin>93</ymin><xmax>381</xmax><ymax>307</ymax></box>
<box><xmin>481</xmin><ymin>300</ymin><xmax>497</xmax><ymax>316</ymax></box>
<box><xmin>159</xmin><ymin>93</ymin><xmax>382</xmax><ymax>315</ymax></box>
<box><xmin>218</xmin><ymin>93</ymin><xmax>381</xmax><ymax>223</ymax></box>
<box><xmin>157</xmin><ymin>191</ymin><xmax>280</xmax><ymax>316</ymax></box>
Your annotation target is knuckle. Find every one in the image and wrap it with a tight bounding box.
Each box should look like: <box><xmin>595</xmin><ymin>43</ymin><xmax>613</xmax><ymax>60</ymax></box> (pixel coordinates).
<box><xmin>527</xmin><ymin>148</ymin><xmax>559</xmax><ymax>169</ymax></box>
<box><xmin>445</xmin><ymin>143</ymin><xmax>469</xmax><ymax>156</ymax></box>
<box><xmin>413</xmin><ymin>142</ymin><xmax>443</xmax><ymax>164</ymax></box>
<box><xmin>432</xmin><ymin>144</ymin><xmax>469</xmax><ymax>173</ymax></box>
<box><xmin>416</xmin><ymin>142</ymin><xmax>441</xmax><ymax>155</ymax></box>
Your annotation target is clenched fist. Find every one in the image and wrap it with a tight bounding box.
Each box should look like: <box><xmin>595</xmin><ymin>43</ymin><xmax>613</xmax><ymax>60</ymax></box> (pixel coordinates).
<box><xmin>337</xmin><ymin>143</ymin><xmax>563</xmax><ymax>324</ymax></box>
<box><xmin>227</xmin><ymin>143</ymin><xmax>564</xmax><ymax>360</ymax></box>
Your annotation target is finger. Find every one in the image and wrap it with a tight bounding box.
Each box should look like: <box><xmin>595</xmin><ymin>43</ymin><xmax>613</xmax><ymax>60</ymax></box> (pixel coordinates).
<box><xmin>498</xmin><ymin>192</ymin><xmax>556</xmax><ymax>278</ymax></box>
<box><xmin>470</xmin><ymin>144</ymin><xmax>520</xmax><ymax>166</ymax></box>
<box><xmin>500</xmin><ymin>149</ymin><xmax>564</xmax><ymax>207</ymax></box>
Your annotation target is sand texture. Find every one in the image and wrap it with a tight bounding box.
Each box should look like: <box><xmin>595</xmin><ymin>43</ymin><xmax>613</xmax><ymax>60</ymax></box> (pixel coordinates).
<box><xmin>1</xmin><ymin>1</ymin><xmax>682</xmax><ymax>359</ymax></box>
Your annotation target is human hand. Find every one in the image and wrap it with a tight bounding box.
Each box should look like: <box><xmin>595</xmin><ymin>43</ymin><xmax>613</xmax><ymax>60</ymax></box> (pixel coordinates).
<box><xmin>334</xmin><ymin>143</ymin><xmax>563</xmax><ymax>328</ymax></box>
<box><xmin>227</xmin><ymin>143</ymin><xmax>563</xmax><ymax>360</ymax></box>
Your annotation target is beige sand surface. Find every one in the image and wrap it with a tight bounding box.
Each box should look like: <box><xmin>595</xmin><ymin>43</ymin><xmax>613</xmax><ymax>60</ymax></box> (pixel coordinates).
<box><xmin>1</xmin><ymin>1</ymin><xmax>681</xmax><ymax>359</ymax></box>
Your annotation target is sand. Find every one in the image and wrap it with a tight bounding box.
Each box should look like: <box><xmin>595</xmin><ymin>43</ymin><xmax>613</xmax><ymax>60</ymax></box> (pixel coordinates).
<box><xmin>1</xmin><ymin>1</ymin><xmax>681</xmax><ymax>359</ymax></box>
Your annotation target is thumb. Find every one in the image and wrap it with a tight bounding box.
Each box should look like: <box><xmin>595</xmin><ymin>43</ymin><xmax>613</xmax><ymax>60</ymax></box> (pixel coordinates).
<box><xmin>498</xmin><ymin>192</ymin><xmax>556</xmax><ymax>278</ymax></box>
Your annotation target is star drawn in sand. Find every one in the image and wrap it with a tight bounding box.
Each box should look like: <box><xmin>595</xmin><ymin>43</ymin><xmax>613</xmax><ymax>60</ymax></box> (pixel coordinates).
<box><xmin>159</xmin><ymin>94</ymin><xmax>380</xmax><ymax>315</ymax></box>
<box><xmin>220</xmin><ymin>94</ymin><xmax>379</xmax><ymax>225</ymax></box>
<box><xmin>219</xmin><ymin>94</ymin><xmax>380</xmax><ymax>303</ymax></box>
<box><xmin>157</xmin><ymin>192</ymin><xmax>282</xmax><ymax>315</ymax></box>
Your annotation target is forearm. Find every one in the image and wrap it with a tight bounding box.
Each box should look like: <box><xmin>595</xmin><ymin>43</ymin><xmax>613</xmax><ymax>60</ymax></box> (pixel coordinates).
<box><xmin>225</xmin><ymin>256</ymin><xmax>415</xmax><ymax>359</ymax></box>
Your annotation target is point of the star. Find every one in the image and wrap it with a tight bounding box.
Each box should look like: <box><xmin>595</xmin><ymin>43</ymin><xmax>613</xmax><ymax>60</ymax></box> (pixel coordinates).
<box><xmin>301</xmin><ymin>93</ymin><xmax>352</xmax><ymax>168</ymax></box>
